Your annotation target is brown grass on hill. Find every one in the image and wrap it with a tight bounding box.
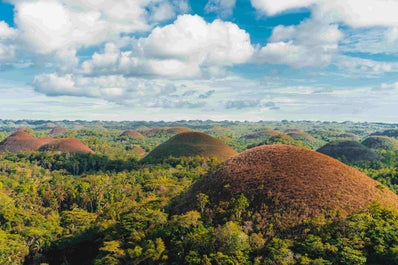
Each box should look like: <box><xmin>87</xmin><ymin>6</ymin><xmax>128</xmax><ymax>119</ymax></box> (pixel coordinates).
<box><xmin>39</xmin><ymin>138</ymin><xmax>94</xmax><ymax>154</ymax></box>
<box><xmin>120</xmin><ymin>130</ymin><xmax>145</xmax><ymax>139</ymax></box>
<box><xmin>0</xmin><ymin>130</ymin><xmax>45</xmax><ymax>152</ymax></box>
<box><xmin>49</xmin><ymin>127</ymin><xmax>68</xmax><ymax>137</ymax></box>
<box><xmin>131</xmin><ymin>145</ymin><xmax>146</xmax><ymax>155</ymax></box>
<box><xmin>173</xmin><ymin>144</ymin><xmax>398</xmax><ymax>229</ymax></box>
<box><xmin>241</xmin><ymin>130</ymin><xmax>284</xmax><ymax>140</ymax></box>
<box><xmin>143</xmin><ymin>132</ymin><xmax>237</xmax><ymax>162</ymax></box>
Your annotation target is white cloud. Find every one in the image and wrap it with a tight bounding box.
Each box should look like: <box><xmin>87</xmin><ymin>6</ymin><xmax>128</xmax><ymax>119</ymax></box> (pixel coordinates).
<box><xmin>314</xmin><ymin>0</ymin><xmax>398</xmax><ymax>28</ymax></box>
<box><xmin>205</xmin><ymin>0</ymin><xmax>236</xmax><ymax>18</ymax></box>
<box><xmin>257</xmin><ymin>19</ymin><xmax>343</xmax><ymax>67</ymax></box>
<box><xmin>11</xmin><ymin>0</ymin><xmax>190</xmax><ymax>67</ymax></box>
<box><xmin>336</xmin><ymin>55</ymin><xmax>398</xmax><ymax>75</ymax></box>
<box><xmin>250</xmin><ymin>0</ymin><xmax>317</xmax><ymax>16</ymax></box>
<box><xmin>0</xmin><ymin>21</ymin><xmax>17</xmax><ymax>63</ymax></box>
<box><xmin>81</xmin><ymin>15</ymin><xmax>254</xmax><ymax>78</ymax></box>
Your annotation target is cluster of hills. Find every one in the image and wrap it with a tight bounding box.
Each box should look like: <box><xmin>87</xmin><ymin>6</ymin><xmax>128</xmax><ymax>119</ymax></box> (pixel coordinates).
<box><xmin>2</xmin><ymin>120</ymin><xmax>398</xmax><ymax>264</ymax></box>
<box><xmin>0</xmin><ymin>129</ymin><xmax>93</xmax><ymax>154</ymax></box>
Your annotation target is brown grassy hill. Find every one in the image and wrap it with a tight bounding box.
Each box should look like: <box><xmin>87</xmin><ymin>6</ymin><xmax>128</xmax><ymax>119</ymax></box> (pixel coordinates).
<box><xmin>317</xmin><ymin>140</ymin><xmax>379</xmax><ymax>162</ymax></box>
<box><xmin>39</xmin><ymin>138</ymin><xmax>94</xmax><ymax>154</ymax></box>
<box><xmin>287</xmin><ymin>131</ymin><xmax>322</xmax><ymax>149</ymax></box>
<box><xmin>143</xmin><ymin>132</ymin><xmax>237</xmax><ymax>162</ymax></box>
<box><xmin>362</xmin><ymin>136</ymin><xmax>398</xmax><ymax>151</ymax></box>
<box><xmin>241</xmin><ymin>130</ymin><xmax>284</xmax><ymax>140</ymax></box>
<box><xmin>172</xmin><ymin>144</ymin><xmax>398</xmax><ymax>229</ymax></box>
<box><xmin>0</xmin><ymin>130</ymin><xmax>45</xmax><ymax>152</ymax></box>
<box><xmin>131</xmin><ymin>145</ymin><xmax>146</xmax><ymax>156</ymax></box>
<box><xmin>120</xmin><ymin>130</ymin><xmax>145</xmax><ymax>139</ymax></box>
<box><xmin>49</xmin><ymin>127</ymin><xmax>68</xmax><ymax>137</ymax></box>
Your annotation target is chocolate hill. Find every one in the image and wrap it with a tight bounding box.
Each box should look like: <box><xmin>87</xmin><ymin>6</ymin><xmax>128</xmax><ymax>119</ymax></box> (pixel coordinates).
<box><xmin>317</xmin><ymin>140</ymin><xmax>379</xmax><ymax>162</ymax></box>
<box><xmin>120</xmin><ymin>130</ymin><xmax>145</xmax><ymax>139</ymax></box>
<box><xmin>0</xmin><ymin>130</ymin><xmax>51</xmax><ymax>152</ymax></box>
<box><xmin>142</xmin><ymin>126</ymin><xmax>192</xmax><ymax>137</ymax></box>
<box><xmin>39</xmin><ymin>138</ymin><xmax>94</xmax><ymax>154</ymax></box>
<box><xmin>143</xmin><ymin>132</ymin><xmax>237</xmax><ymax>162</ymax></box>
<box><xmin>362</xmin><ymin>136</ymin><xmax>398</xmax><ymax>151</ymax></box>
<box><xmin>287</xmin><ymin>131</ymin><xmax>322</xmax><ymax>149</ymax></box>
<box><xmin>49</xmin><ymin>127</ymin><xmax>68</xmax><ymax>137</ymax></box>
<box><xmin>172</xmin><ymin>145</ymin><xmax>398</xmax><ymax>229</ymax></box>
<box><xmin>241</xmin><ymin>130</ymin><xmax>283</xmax><ymax>140</ymax></box>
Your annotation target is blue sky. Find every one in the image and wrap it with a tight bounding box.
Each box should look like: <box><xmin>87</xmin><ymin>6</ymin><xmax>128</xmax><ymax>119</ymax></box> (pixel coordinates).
<box><xmin>1</xmin><ymin>0</ymin><xmax>398</xmax><ymax>122</ymax></box>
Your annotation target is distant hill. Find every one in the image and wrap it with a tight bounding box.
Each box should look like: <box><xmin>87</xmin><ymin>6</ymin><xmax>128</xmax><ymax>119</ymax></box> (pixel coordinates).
<box><xmin>49</xmin><ymin>127</ymin><xmax>68</xmax><ymax>137</ymax></box>
<box><xmin>39</xmin><ymin>138</ymin><xmax>94</xmax><ymax>154</ymax></box>
<box><xmin>143</xmin><ymin>132</ymin><xmax>237</xmax><ymax>162</ymax></box>
<box><xmin>317</xmin><ymin>140</ymin><xmax>379</xmax><ymax>162</ymax></box>
<box><xmin>0</xmin><ymin>130</ymin><xmax>51</xmax><ymax>152</ymax></box>
<box><xmin>371</xmin><ymin>129</ymin><xmax>398</xmax><ymax>138</ymax></box>
<box><xmin>362</xmin><ymin>136</ymin><xmax>398</xmax><ymax>151</ymax></box>
<box><xmin>120</xmin><ymin>130</ymin><xmax>145</xmax><ymax>139</ymax></box>
<box><xmin>141</xmin><ymin>126</ymin><xmax>192</xmax><ymax>137</ymax></box>
<box><xmin>172</xmin><ymin>144</ymin><xmax>398</xmax><ymax>229</ymax></box>
<box><xmin>240</xmin><ymin>130</ymin><xmax>283</xmax><ymax>140</ymax></box>
<box><xmin>286</xmin><ymin>130</ymin><xmax>323</xmax><ymax>149</ymax></box>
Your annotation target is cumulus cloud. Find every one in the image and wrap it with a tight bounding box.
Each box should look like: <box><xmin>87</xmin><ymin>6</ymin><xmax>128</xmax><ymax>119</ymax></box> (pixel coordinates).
<box><xmin>250</xmin><ymin>0</ymin><xmax>317</xmax><ymax>16</ymax></box>
<box><xmin>257</xmin><ymin>19</ymin><xmax>343</xmax><ymax>67</ymax></box>
<box><xmin>205</xmin><ymin>0</ymin><xmax>236</xmax><ymax>18</ymax></box>
<box><xmin>251</xmin><ymin>0</ymin><xmax>398</xmax><ymax>28</ymax></box>
<box><xmin>12</xmin><ymin>0</ymin><xmax>189</xmax><ymax>66</ymax></box>
<box><xmin>32</xmin><ymin>73</ymin><xmax>215</xmax><ymax>107</ymax></box>
<box><xmin>0</xmin><ymin>21</ymin><xmax>17</xmax><ymax>63</ymax></box>
<box><xmin>81</xmin><ymin>15</ymin><xmax>254</xmax><ymax>78</ymax></box>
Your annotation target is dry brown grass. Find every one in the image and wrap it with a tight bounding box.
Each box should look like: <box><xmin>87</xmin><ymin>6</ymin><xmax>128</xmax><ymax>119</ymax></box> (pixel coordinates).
<box><xmin>173</xmin><ymin>144</ymin><xmax>398</xmax><ymax>228</ymax></box>
<box><xmin>0</xmin><ymin>130</ymin><xmax>46</xmax><ymax>152</ymax></box>
<box><xmin>120</xmin><ymin>130</ymin><xmax>145</xmax><ymax>139</ymax></box>
<box><xmin>39</xmin><ymin>138</ymin><xmax>94</xmax><ymax>154</ymax></box>
<box><xmin>49</xmin><ymin>127</ymin><xmax>68</xmax><ymax>137</ymax></box>
<box><xmin>143</xmin><ymin>132</ymin><xmax>238</xmax><ymax>162</ymax></box>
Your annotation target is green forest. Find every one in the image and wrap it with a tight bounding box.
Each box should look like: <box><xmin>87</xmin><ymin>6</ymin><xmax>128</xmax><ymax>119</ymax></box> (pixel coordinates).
<box><xmin>1</xmin><ymin>120</ymin><xmax>398</xmax><ymax>264</ymax></box>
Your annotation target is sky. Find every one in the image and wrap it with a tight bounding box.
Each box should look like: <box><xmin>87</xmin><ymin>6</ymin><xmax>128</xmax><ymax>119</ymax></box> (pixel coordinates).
<box><xmin>1</xmin><ymin>0</ymin><xmax>398</xmax><ymax>122</ymax></box>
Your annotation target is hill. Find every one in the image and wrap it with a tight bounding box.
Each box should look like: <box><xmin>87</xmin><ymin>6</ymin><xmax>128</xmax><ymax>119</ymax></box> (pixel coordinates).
<box><xmin>317</xmin><ymin>140</ymin><xmax>379</xmax><ymax>163</ymax></box>
<box><xmin>39</xmin><ymin>138</ymin><xmax>94</xmax><ymax>154</ymax></box>
<box><xmin>0</xmin><ymin>130</ymin><xmax>49</xmax><ymax>152</ymax></box>
<box><xmin>143</xmin><ymin>132</ymin><xmax>237</xmax><ymax>162</ymax></box>
<box><xmin>286</xmin><ymin>130</ymin><xmax>323</xmax><ymax>149</ymax></box>
<box><xmin>362</xmin><ymin>136</ymin><xmax>398</xmax><ymax>151</ymax></box>
<box><xmin>172</xmin><ymin>144</ymin><xmax>398</xmax><ymax>229</ymax></box>
<box><xmin>240</xmin><ymin>129</ymin><xmax>283</xmax><ymax>140</ymax></box>
<box><xmin>49</xmin><ymin>127</ymin><xmax>68</xmax><ymax>137</ymax></box>
<box><xmin>120</xmin><ymin>130</ymin><xmax>145</xmax><ymax>139</ymax></box>
<box><xmin>141</xmin><ymin>126</ymin><xmax>192</xmax><ymax>137</ymax></box>
<box><xmin>371</xmin><ymin>129</ymin><xmax>398</xmax><ymax>138</ymax></box>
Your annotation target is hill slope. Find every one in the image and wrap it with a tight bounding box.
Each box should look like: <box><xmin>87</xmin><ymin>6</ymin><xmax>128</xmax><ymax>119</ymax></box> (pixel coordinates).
<box><xmin>317</xmin><ymin>140</ymin><xmax>379</xmax><ymax>162</ymax></box>
<box><xmin>362</xmin><ymin>136</ymin><xmax>398</xmax><ymax>151</ymax></box>
<box><xmin>143</xmin><ymin>132</ymin><xmax>237</xmax><ymax>162</ymax></box>
<box><xmin>39</xmin><ymin>138</ymin><xmax>94</xmax><ymax>154</ymax></box>
<box><xmin>120</xmin><ymin>130</ymin><xmax>145</xmax><ymax>139</ymax></box>
<box><xmin>0</xmin><ymin>130</ymin><xmax>48</xmax><ymax>152</ymax></box>
<box><xmin>172</xmin><ymin>144</ymin><xmax>398</xmax><ymax>229</ymax></box>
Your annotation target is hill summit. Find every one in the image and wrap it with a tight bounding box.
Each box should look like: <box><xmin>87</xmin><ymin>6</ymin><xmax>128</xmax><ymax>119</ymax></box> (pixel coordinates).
<box><xmin>39</xmin><ymin>138</ymin><xmax>94</xmax><ymax>154</ymax></box>
<box><xmin>143</xmin><ymin>132</ymin><xmax>237</xmax><ymax>162</ymax></box>
<box><xmin>317</xmin><ymin>140</ymin><xmax>379</xmax><ymax>162</ymax></box>
<box><xmin>173</xmin><ymin>144</ymin><xmax>398</xmax><ymax>229</ymax></box>
<box><xmin>0</xmin><ymin>130</ymin><xmax>51</xmax><ymax>152</ymax></box>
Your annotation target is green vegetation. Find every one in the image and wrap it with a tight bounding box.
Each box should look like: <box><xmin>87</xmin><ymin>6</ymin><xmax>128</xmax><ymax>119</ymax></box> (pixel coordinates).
<box><xmin>0</xmin><ymin>120</ymin><xmax>397</xmax><ymax>264</ymax></box>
